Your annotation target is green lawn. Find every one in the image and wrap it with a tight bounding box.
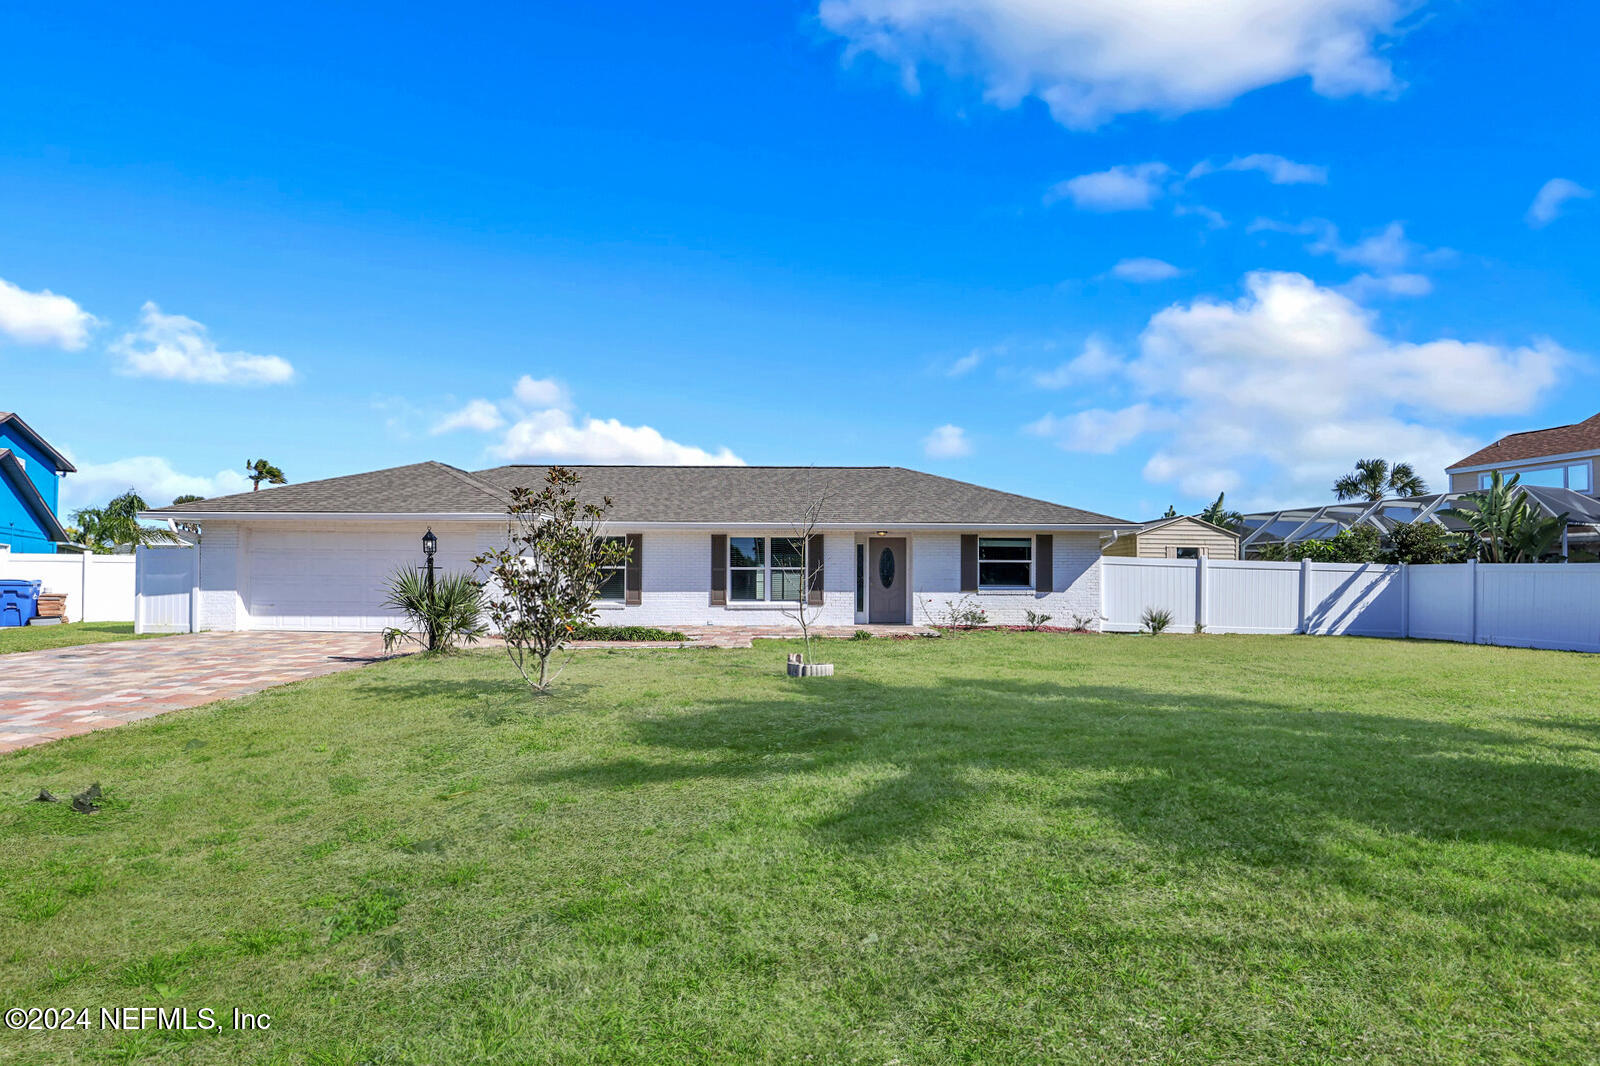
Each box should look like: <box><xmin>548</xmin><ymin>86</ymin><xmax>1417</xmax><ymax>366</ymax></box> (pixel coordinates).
<box><xmin>2</xmin><ymin>633</ymin><xmax>1598</xmax><ymax>1064</ymax></box>
<box><xmin>0</xmin><ymin>621</ymin><xmax>163</xmax><ymax>655</ymax></box>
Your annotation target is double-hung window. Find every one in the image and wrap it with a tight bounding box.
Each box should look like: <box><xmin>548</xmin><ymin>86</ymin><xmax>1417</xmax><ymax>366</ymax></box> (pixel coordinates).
<box><xmin>729</xmin><ymin>536</ymin><xmax>806</xmax><ymax>602</ymax></box>
<box><xmin>597</xmin><ymin>536</ymin><xmax>627</xmax><ymax>601</ymax></box>
<box><xmin>977</xmin><ymin>537</ymin><xmax>1032</xmax><ymax>589</ymax></box>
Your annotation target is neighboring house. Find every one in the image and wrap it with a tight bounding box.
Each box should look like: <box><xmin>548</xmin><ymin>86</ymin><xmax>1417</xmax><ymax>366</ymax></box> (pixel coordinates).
<box><xmin>1447</xmin><ymin>412</ymin><xmax>1600</xmax><ymax>494</ymax></box>
<box><xmin>1102</xmin><ymin>516</ymin><xmax>1240</xmax><ymax>560</ymax></box>
<box><xmin>0</xmin><ymin>412</ymin><xmax>76</xmax><ymax>554</ymax></box>
<box><xmin>142</xmin><ymin>463</ymin><xmax>1130</xmax><ymax>632</ymax></box>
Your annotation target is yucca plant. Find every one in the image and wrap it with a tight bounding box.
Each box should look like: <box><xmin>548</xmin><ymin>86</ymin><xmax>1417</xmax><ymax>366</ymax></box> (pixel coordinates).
<box><xmin>1140</xmin><ymin>606</ymin><xmax>1173</xmax><ymax>635</ymax></box>
<box><xmin>381</xmin><ymin>568</ymin><xmax>487</xmax><ymax>654</ymax></box>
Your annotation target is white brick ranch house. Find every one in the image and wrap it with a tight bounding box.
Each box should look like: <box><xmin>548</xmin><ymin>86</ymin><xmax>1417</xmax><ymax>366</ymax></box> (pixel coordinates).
<box><xmin>142</xmin><ymin>464</ymin><xmax>1131</xmax><ymax>632</ymax></box>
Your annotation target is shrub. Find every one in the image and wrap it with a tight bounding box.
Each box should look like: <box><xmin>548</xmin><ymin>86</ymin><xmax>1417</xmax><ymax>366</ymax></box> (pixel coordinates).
<box><xmin>1023</xmin><ymin>609</ymin><xmax>1053</xmax><ymax>631</ymax></box>
<box><xmin>565</xmin><ymin>624</ymin><xmax>688</xmax><ymax>642</ymax></box>
<box><xmin>1140</xmin><ymin>606</ymin><xmax>1173</xmax><ymax>635</ymax></box>
<box><xmin>381</xmin><ymin>569</ymin><xmax>487</xmax><ymax>654</ymax></box>
<box><xmin>919</xmin><ymin>595</ymin><xmax>979</xmax><ymax>629</ymax></box>
<box><xmin>1254</xmin><ymin>525</ymin><xmax>1382</xmax><ymax>563</ymax></box>
<box><xmin>850</xmin><ymin>630</ymin><xmax>873</xmax><ymax>641</ymax></box>
<box><xmin>1385</xmin><ymin>522</ymin><xmax>1471</xmax><ymax>565</ymax></box>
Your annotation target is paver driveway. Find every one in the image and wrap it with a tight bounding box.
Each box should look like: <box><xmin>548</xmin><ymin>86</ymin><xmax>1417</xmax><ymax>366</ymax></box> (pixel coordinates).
<box><xmin>0</xmin><ymin>632</ymin><xmax>391</xmax><ymax>754</ymax></box>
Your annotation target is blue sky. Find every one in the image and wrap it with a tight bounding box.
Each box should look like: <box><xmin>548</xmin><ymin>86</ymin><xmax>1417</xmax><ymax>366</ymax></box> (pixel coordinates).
<box><xmin>2</xmin><ymin>0</ymin><xmax>1596</xmax><ymax>520</ymax></box>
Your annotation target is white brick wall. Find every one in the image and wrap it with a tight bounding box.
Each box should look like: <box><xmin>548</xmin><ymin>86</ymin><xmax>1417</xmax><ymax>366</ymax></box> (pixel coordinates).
<box><xmin>197</xmin><ymin>521</ymin><xmax>242</xmax><ymax>631</ymax></box>
<box><xmin>909</xmin><ymin>532</ymin><xmax>1104</xmax><ymax>629</ymax></box>
<box><xmin>598</xmin><ymin>530</ymin><xmax>857</xmax><ymax>627</ymax></box>
<box><xmin>194</xmin><ymin>522</ymin><xmax>1106</xmax><ymax>632</ymax></box>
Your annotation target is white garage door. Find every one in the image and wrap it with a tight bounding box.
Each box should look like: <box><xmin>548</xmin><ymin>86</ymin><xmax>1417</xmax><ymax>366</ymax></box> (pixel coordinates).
<box><xmin>246</xmin><ymin>526</ymin><xmax>486</xmax><ymax>632</ymax></box>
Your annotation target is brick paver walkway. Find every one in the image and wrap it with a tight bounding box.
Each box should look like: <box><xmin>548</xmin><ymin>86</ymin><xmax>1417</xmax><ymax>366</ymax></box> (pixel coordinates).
<box><xmin>0</xmin><ymin>632</ymin><xmax>391</xmax><ymax>754</ymax></box>
<box><xmin>0</xmin><ymin>625</ymin><xmax>933</xmax><ymax>754</ymax></box>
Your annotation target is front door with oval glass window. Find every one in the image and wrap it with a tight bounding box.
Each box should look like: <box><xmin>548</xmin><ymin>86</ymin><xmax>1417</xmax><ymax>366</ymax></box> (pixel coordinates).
<box><xmin>867</xmin><ymin>537</ymin><xmax>906</xmax><ymax>623</ymax></box>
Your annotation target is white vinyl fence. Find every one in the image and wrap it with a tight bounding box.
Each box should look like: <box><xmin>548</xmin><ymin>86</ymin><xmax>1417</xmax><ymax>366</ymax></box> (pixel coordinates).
<box><xmin>0</xmin><ymin>551</ymin><xmax>137</xmax><ymax>623</ymax></box>
<box><xmin>133</xmin><ymin>547</ymin><xmax>199</xmax><ymax>634</ymax></box>
<box><xmin>1101</xmin><ymin>556</ymin><xmax>1600</xmax><ymax>653</ymax></box>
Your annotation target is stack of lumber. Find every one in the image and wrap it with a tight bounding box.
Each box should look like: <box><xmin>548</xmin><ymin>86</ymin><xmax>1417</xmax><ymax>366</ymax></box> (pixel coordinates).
<box><xmin>34</xmin><ymin>593</ymin><xmax>68</xmax><ymax>624</ymax></box>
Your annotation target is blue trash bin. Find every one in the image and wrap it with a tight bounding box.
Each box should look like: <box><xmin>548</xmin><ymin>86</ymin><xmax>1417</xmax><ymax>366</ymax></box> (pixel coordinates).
<box><xmin>0</xmin><ymin>579</ymin><xmax>43</xmax><ymax>627</ymax></box>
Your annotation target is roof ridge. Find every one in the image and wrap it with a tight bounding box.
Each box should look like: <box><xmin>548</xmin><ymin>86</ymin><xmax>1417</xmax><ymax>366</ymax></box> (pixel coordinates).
<box><xmin>426</xmin><ymin>461</ymin><xmax>510</xmax><ymax>503</ymax></box>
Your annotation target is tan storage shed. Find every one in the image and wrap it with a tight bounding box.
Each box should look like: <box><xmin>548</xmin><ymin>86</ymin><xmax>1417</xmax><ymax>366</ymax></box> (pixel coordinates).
<box><xmin>1102</xmin><ymin>516</ymin><xmax>1240</xmax><ymax>560</ymax></box>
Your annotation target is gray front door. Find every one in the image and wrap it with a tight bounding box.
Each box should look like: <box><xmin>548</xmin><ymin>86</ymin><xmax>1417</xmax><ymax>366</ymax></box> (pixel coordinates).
<box><xmin>867</xmin><ymin>538</ymin><xmax>907</xmax><ymax>624</ymax></box>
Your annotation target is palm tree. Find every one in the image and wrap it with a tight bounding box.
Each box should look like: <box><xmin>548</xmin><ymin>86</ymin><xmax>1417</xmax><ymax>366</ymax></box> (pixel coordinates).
<box><xmin>70</xmin><ymin>491</ymin><xmax>183</xmax><ymax>554</ymax></box>
<box><xmin>246</xmin><ymin>459</ymin><xmax>287</xmax><ymax>492</ymax></box>
<box><xmin>1442</xmin><ymin>471</ymin><xmax>1568</xmax><ymax>563</ymax></box>
<box><xmin>1334</xmin><ymin>458</ymin><xmax>1428</xmax><ymax>501</ymax></box>
<box><xmin>1198</xmin><ymin>492</ymin><xmax>1244</xmax><ymax>532</ymax></box>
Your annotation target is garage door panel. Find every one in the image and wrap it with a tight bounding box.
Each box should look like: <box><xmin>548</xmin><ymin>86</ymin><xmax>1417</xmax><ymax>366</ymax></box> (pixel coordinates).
<box><xmin>246</xmin><ymin>527</ymin><xmax>481</xmax><ymax>632</ymax></box>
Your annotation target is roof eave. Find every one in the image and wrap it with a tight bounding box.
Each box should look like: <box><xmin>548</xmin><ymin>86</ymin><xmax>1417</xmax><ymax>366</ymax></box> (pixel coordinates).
<box><xmin>137</xmin><ymin>511</ymin><xmax>1133</xmax><ymax>531</ymax></box>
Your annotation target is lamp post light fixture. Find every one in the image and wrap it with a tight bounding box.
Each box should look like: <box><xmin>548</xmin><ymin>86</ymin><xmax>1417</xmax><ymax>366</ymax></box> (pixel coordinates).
<box><xmin>422</xmin><ymin>527</ymin><xmax>437</xmax><ymax>598</ymax></box>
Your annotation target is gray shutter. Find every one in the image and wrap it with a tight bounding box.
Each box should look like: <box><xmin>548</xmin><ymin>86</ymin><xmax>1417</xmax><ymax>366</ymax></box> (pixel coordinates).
<box><xmin>625</xmin><ymin>534</ymin><xmax>643</xmax><ymax>605</ymax></box>
<box><xmin>960</xmin><ymin>534</ymin><xmax>978</xmax><ymax>592</ymax></box>
<box><xmin>1034</xmin><ymin>534</ymin><xmax>1052</xmax><ymax>592</ymax></box>
<box><xmin>710</xmin><ymin>534</ymin><xmax>727</xmax><ymax>605</ymax></box>
<box><xmin>806</xmin><ymin>533</ymin><xmax>824</xmax><ymax>606</ymax></box>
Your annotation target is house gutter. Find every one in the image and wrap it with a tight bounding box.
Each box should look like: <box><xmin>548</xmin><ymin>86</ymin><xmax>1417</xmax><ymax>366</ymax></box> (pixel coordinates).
<box><xmin>139</xmin><ymin>511</ymin><xmax>1136</xmax><ymax>533</ymax></box>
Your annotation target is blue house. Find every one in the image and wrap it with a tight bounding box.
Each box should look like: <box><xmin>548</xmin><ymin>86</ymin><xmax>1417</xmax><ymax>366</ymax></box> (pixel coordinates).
<box><xmin>0</xmin><ymin>412</ymin><xmax>75</xmax><ymax>554</ymax></box>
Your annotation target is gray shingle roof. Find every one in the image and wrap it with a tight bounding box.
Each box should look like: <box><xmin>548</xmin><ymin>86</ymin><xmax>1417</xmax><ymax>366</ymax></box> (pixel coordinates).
<box><xmin>145</xmin><ymin>462</ymin><xmax>506</xmax><ymax>515</ymax></box>
<box><xmin>148</xmin><ymin>462</ymin><xmax>1128</xmax><ymax>526</ymax></box>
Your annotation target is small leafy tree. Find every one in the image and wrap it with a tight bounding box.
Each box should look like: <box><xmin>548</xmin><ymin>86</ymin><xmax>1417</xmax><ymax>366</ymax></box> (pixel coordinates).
<box><xmin>1160</xmin><ymin>504</ymin><xmax>1179</xmax><ymax>519</ymax></box>
<box><xmin>70</xmin><ymin>491</ymin><xmax>183</xmax><ymax>553</ymax></box>
<box><xmin>777</xmin><ymin>486</ymin><xmax>829</xmax><ymax>672</ymax></box>
<box><xmin>1334</xmin><ymin>458</ymin><xmax>1427</xmax><ymax>501</ymax></box>
<box><xmin>1443</xmin><ymin>471</ymin><xmax>1569</xmax><ymax>563</ymax></box>
<box><xmin>246</xmin><ymin>458</ymin><xmax>287</xmax><ymax>491</ymax></box>
<box><xmin>380</xmin><ymin>568</ymin><xmax>487</xmax><ymax>654</ymax></box>
<box><xmin>472</xmin><ymin>467</ymin><xmax>630</xmax><ymax>691</ymax></box>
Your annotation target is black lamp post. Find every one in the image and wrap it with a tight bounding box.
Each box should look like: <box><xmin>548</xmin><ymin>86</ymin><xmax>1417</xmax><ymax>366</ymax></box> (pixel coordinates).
<box><xmin>422</xmin><ymin>527</ymin><xmax>437</xmax><ymax>599</ymax></box>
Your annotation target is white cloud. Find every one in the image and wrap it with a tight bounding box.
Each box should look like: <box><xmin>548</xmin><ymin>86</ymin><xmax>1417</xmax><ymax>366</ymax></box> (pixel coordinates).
<box><xmin>1526</xmin><ymin>178</ymin><xmax>1593</xmax><ymax>228</ymax></box>
<box><xmin>947</xmin><ymin>350</ymin><xmax>984</xmax><ymax>377</ymax></box>
<box><xmin>1024</xmin><ymin>404</ymin><xmax>1158</xmax><ymax>455</ymax></box>
<box><xmin>1341</xmin><ymin>272</ymin><xmax>1432</xmax><ymax>299</ymax></box>
<box><xmin>1174</xmin><ymin>203</ymin><xmax>1228</xmax><ymax>230</ymax></box>
<box><xmin>432</xmin><ymin>375</ymin><xmax>742</xmax><ymax>465</ymax></box>
<box><xmin>491</xmin><ymin>408</ymin><xmax>744</xmax><ymax>466</ymax></box>
<box><xmin>511</xmin><ymin>375</ymin><xmax>569</xmax><ymax>409</ymax></box>
<box><xmin>1322</xmin><ymin>220</ymin><xmax>1415</xmax><ymax>271</ymax></box>
<box><xmin>922</xmin><ymin>423</ymin><xmax>972</xmax><ymax>458</ymax></box>
<box><xmin>60</xmin><ymin>455</ymin><xmax>253</xmax><ymax>512</ymax></box>
<box><xmin>1033</xmin><ymin>335</ymin><xmax>1122</xmax><ymax>388</ymax></box>
<box><xmin>1108</xmin><ymin>257</ymin><xmax>1183</xmax><ymax>283</ymax></box>
<box><xmin>819</xmin><ymin>0</ymin><xmax>1408</xmax><ymax>129</ymax></box>
<box><xmin>110</xmin><ymin>302</ymin><xmax>294</xmax><ymax>385</ymax></box>
<box><xmin>1029</xmin><ymin>271</ymin><xmax>1567</xmax><ymax>505</ymax></box>
<box><xmin>0</xmin><ymin>276</ymin><xmax>97</xmax><ymax>350</ymax></box>
<box><xmin>431</xmin><ymin>399</ymin><xmax>506</xmax><ymax>435</ymax></box>
<box><xmin>1188</xmin><ymin>154</ymin><xmax>1329</xmax><ymax>184</ymax></box>
<box><xmin>1048</xmin><ymin>163</ymin><xmax>1171</xmax><ymax>211</ymax></box>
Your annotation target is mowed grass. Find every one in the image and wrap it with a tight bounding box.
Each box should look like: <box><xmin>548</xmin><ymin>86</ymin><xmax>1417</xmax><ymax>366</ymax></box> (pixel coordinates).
<box><xmin>0</xmin><ymin>621</ymin><xmax>163</xmax><ymax>655</ymax></box>
<box><xmin>2</xmin><ymin>633</ymin><xmax>1599</xmax><ymax>1064</ymax></box>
